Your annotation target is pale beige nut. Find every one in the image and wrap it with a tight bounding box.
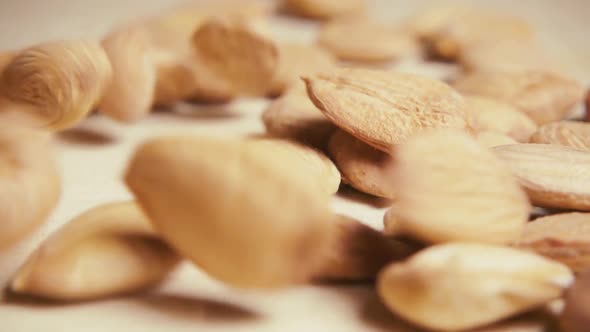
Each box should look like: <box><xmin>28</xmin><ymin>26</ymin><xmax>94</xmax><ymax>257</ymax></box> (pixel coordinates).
<box><xmin>100</xmin><ymin>25</ymin><xmax>157</xmax><ymax>122</ymax></box>
<box><xmin>476</xmin><ymin>131</ymin><xmax>518</xmax><ymax>148</ymax></box>
<box><xmin>461</xmin><ymin>40</ymin><xmax>555</xmax><ymax>73</ymax></box>
<box><xmin>465</xmin><ymin>96</ymin><xmax>537</xmax><ymax>143</ymax></box>
<box><xmin>153</xmin><ymin>59</ymin><xmax>202</xmax><ymax>107</ymax></box>
<box><xmin>262</xmin><ymin>84</ymin><xmax>336</xmax><ymax>150</ymax></box>
<box><xmin>312</xmin><ymin>215</ymin><xmax>416</xmax><ymax>281</ymax></box>
<box><xmin>145</xmin><ymin>0</ymin><xmax>273</xmax><ymax>56</ymax></box>
<box><xmin>244</xmin><ymin>138</ymin><xmax>341</xmax><ymax>195</ymax></box>
<box><xmin>0</xmin><ymin>41</ymin><xmax>112</xmax><ymax>131</ymax></box>
<box><xmin>304</xmin><ymin>68</ymin><xmax>468</xmax><ymax>153</ymax></box>
<box><xmin>410</xmin><ymin>6</ymin><xmax>534</xmax><ymax>61</ymax></box>
<box><xmin>284</xmin><ymin>0</ymin><xmax>366</xmax><ymax>20</ymax></box>
<box><xmin>317</xmin><ymin>18</ymin><xmax>420</xmax><ymax>63</ymax></box>
<box><xmin>454</xmin><ymin>70</ymin><xmax>585</xmax><ymax>125</ymax></box>
<box><xmin>494</xmin><ymin>144</ymin><xmax>590</xmax><ymax>211</ymax></box>
<box><xmin>391</xmin><ymin>130</ymin><xmax>530</xmax><ymax>244</ymax></box>
<box><xmin>561</xmin><ymin>269</ymin><xmax>590</xmax><ymax>332</ymax></box>
<box><xmin>517</xmin><ymin>212</ymin><xmax>590</xmax><ymax>273</ymax></box>
<box><xmin>585</xmin><ymin>90</ymin><xmax>590</xmax><ymax>121</ymax></box>
<box><xmin>0</xmin><ymin>51</ymin><xmax>14</xmax><ymax>73</ymax></box>
<box><xmin>125</xmin><ymin>136</ymin><xmax>334</xmax><ymax>288</ymax></box>
<box><xmin>328</xmin><ymin>130</ymin><xmax>396</xmax><ymax>199</ymax></box>
<box><xmin>148</xmin><ymin>2</ymin><xmax>273</xmax><ymax>104</ymax></box>
<box><xmin>268</xmin><ymin>43</ymin><xmax>335</xmax><ymax>97</ymax></box>
<box><xmin>192</xmin><ymin>18</ymin><xmax>279</xmax><ymax>97</ymax></box>
<box><xmin>378</xmin><ymin>243</ymin><xmax>574</xmax><ymax>331</ymax></box>
<box><xmin>10</xmin><ymin>201</ymin><xmax>179</xmax><ymax>301</ymax></box>
<box><xmin>0</xmin><ymin>126</ymin><xmax>60</xmax><ymax>251</ymax></box>
<box><xmin>529</xmin><ymin>121</ymin><xmax>590</xmax><ymax>151</ymax></box>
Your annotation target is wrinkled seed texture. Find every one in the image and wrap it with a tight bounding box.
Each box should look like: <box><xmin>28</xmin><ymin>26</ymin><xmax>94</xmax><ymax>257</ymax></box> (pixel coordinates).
<box><xmin>304</xmin><ymin>68</ymin><xmax>468</xmax><ymax>152</ymax></box>
<box><xmin>494</xmin><ymin>144</ymin><xmax>590</xmax><ymax>211</ymax></box>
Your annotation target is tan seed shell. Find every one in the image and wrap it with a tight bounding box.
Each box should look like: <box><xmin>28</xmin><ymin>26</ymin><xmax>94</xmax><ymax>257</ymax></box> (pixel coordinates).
<box><xmin>0</xmin><ymin>41</ymin><xmax>112</xmax><ymax>131</ymax></box>
<box><xmin>328</xmin><ymin>130</ymin><xmax>396</xmax><ymax>199</ymax></box>
<box><xmin>494</xmin><ymin>144</ymin><xmax>590</xmax><ymax>211</ymax></box>
<box><xmin>192</xmin><ymin>18</ymin><xmax>278</xmax><ymax>97</ymax></box>
<box><xmin>410</xmin><ymin>6</ymin><xmax>533</xmax><ymax>61</ymax></box>
<box><xmin>585</xmin><ymin>90</ymin><xmax>590</xmax><ymax>121</ymax></box>
<box><xmin>148</xmin><ymin>2</ymin><xmax>273</xmax><ymax>104</ymax></box>
<box><xmin>465</xmin><ymin>96</ymin><xmax>537</xmax><ymax>142</ymax></box>
<box><xmin>318</xmin><ymin>19</ymin><xmax>420</xmax><ymax>63</ymax></box>
<box><xmin>378</xmin><ymin>243</ymin><xmax>573</xmax><ymax>331</ymax></box>
<box><xmin>125</xmin><ymin>136</ymin><xmax>333</xmax><ymax>288</ymax></box>
<box><xmin>530</xmin><ymin>121</ymin><xmax>590</xmax><ymax>151</ymax></box>
<box><xmin>461</xmin><ymin>40</ymin><xmax>555</xmax><ymax>73</ymax></box>
<box><xmin>10</xmin><ymin>201</ymin><xmax>179</xmax><ymax>301</ymax></box>
<box><xmin>392</xmin><ymin>130</ymin><xmax>530</xmax><ymax>244</ymax></box>
<box><xmin>0</xmin><ymin>51</ymin><xmax>14</xmax><ymax>74</ymax></box>
<box><xmin>454</xmin><ymin>70</ymin><xmax>585</xmax><ymax>125</ymax></box>
<box><xmin>100</xmin><ymin>26</ymin><xmax>157</xmax><ymax>123</ymax></box>
<box><xmin>284</xmin><ymin>0</ymin><xmax>366</xmax><ymax>20</ymax></box>
<box><xmin>262</xmin><ymin>84</ymin><xmax>336</xmax><ymax>150</ymax></box>
<box><xmin>268</xmin><ymin>43</ymin><xmax>335</xmax><ymax>97</ymax></box>
<box><xmin>304</xmin><ymin>68</ymin><xmax>468</xmax><ymax>153</ymax></box>
<box><xmin>517</xmin><ymin>213</ymin><xmax>590</xmax><ymax>273</ymax></box>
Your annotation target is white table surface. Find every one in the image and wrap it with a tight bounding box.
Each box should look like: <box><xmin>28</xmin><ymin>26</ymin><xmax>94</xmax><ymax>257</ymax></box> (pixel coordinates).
<box><xmin>0</xmin><ymin>1</ymin><xmax>588</xmax><ymax>331</ymax></box>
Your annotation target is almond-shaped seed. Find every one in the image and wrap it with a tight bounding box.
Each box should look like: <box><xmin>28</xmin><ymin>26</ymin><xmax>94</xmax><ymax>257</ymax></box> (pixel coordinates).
<box><xmin>494</xmin><ymin>144</ymin><xmax>590</xmax><ymax>211</ymax></box>
<box><xmin>454</xmin><ymin>70</ymin><xmax>585</xmax><ymax>125</ymax></box>
<box><xmin>529</xmin><ymin>121</ymin><xmax>590</xmax><ymax>151</ymax></box>
<box><xmin>561</xmin><ymin>269</ymin><xmax>590</xmax><ymax>332</ymax></box>
<box><xmin>311</xmin><ymin>215</ymin><xmax>416</xmax><ymax>281</ymax></box>
<box><xmin>244</xmin><ymin>138</ymin><xmax>341</xmax><ymax>195</ymax></box>
<box><xmin>125</xmin><ymin>136</ymin><xmax>334</xmax><ymax>288</ymax></box>
<box><xmin>262</xmin><ymin>84</ymin><xmax>336</xmax><ymax>150</ymax></box>
<box><xmin>268</xmin><ymin>43</ymin><xmax>335</xmax><ymax>97</ymax></box>
<box><xmin>378</xmin><ymin>243</ymin><xmax>573</xmax><ymax>331</ymax></box>
<box><xmin>465</xmin><ymin>96</ymin><xmax>537</xmax><ymax>142</ymax></box>
<box><xmin>152</xmin><ymin>58</ymin><xmax>200</xmax><ymax>107</ymax></box>
<box><xmin>585</xmin><ymin>90</ymin><xmax>590</xmax><ymax>121</ymax></box>
<box><xmin>0</xmin><ymin>126</ymin><xmax>60</xmax><ymax>251</ymax></box>
<box><xmin>461</xmin><ymin>40</ymin><xmax>555</xmax><ymax>73</ymax></box>
<box><xmin>476</xmin><ymin>131</ymin><xmax>518</xmax><ymax>148</ymax></box>
<box><xmin>284</xmin><ymin>0</ymin><xmax>366</xmax><ymax>20</ymax></box>
<box><xmin>10</xmin><ymin>201</ymin><xmax>179</xmax><ymax>301</ymax></box>
<box><xmin>410</xmin><ymin>6</ymin><xmax>533</xmax><ymax>61</ymax></box>
<box><xmin>0</xmin><ymin>41</ymin><xmax>112</xmax><ymax>131</ymax></box>
<box><xmin>192</xmin><ymin>18</ymin><xmax>278</xmax><ymax>97</ymax></box>
<box><xmin>145</xmin><ymin>0</ymin><xmax>273</xmax><ymax>56</ymax></box>
<box><xmin>318</xmin><ymin>18</ymin><xmax>420</xmax><ymax>63</ymax></box>
<box><xmin>328</xmin><ymin>130</ymin><xmax>396</xmax><ymax>199</ymax></box>
<box><xmin>517</xmin><ymin>213</ymin><xmax>590</xmax><ymax>273</ymax></box>
<box><xmin>100</xmin><ymin>26</ymin><xmax>157</xmax><ymax>122</ymax></box>
<box><xmin>391</xmin><ymin>130</ymin><xmax>530</xmax><ymax>244</ymax></box>
<box><xmin>149</xmin><ymin>4</ymin><xmax>273</xmax><ymax>104</ymax></box>
<box><xmin>0</xmin><ymin>51</ymin><xmax>14</xmax><ymax>74</ymax></box>
<box><xmin>304</xmin><ymin>68</ymin><xmax>468</xmax><ymax>153</ymax></box>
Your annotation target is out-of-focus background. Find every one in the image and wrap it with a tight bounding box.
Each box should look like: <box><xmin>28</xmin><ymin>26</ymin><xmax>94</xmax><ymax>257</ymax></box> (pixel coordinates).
<box><xmin>0</xmin><ymin>1</ymin><xmax>588</xmax><ymax>331</ymax></box>
<box><xmin>0</xmin><ymin>0</ymin><xmax>588</xmax><ymax>79</ymax></box>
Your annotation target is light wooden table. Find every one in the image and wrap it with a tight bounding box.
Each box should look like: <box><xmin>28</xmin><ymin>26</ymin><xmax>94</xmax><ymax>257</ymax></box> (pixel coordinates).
<box><xmin>0</xmin><ymin>1</ymin><xmax>587</xmax><ymax>331</ymax></box>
